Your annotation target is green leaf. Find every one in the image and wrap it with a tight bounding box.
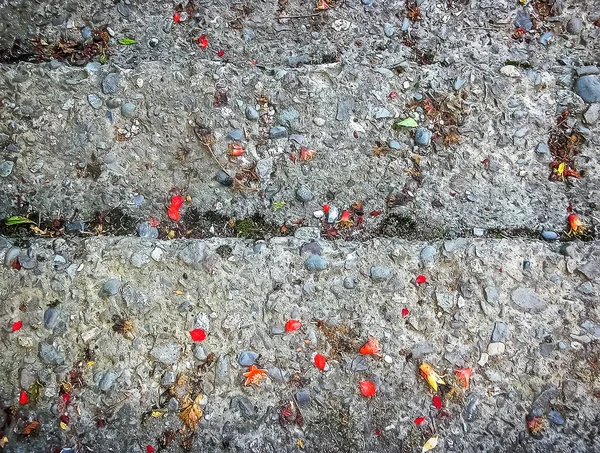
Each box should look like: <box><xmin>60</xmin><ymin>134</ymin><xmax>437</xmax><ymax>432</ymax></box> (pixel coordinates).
<box><xmin>395</xmin><ymin>117</ymin><xmax>418</xmax><ymax>128</ymax></box>
<box><xmin>5</xmin><ymin>216</ymin><xmax>34</xmax><ymax>226</ymax></box>
<box><xmin>119</xmin><ymin>38</ymin><xmax>137</xmax><ymax>45</ymax></box>
<box><xmin>272</xmin><ymin>201</ymin><xmax>286</xmax><ymax>212</ymax></box>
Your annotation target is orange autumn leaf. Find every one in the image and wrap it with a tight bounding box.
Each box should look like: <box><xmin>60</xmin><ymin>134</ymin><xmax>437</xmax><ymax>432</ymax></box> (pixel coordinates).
<box><xmin>23</xmin><ymin>420</ymin><xmax>40</xmax><ymax>435</ymax></box>
<box><xmin>454</xmin><ymin>368</ymin><xmax>473</xmax><ymax>389</ymax></box>
<box><xmin>419</xmin><ymin>363</ymin><xmax>445</xmax><ymax>392</ymax></box>
<box><xmin>359</xmin><ymin>337</ymin><xmax>380</xmax><ymax>355</ymax></box>
<box><xmin>243</xmin><ymin>365</ymin><xmax>268</xmax><ymax>386</ymax></box>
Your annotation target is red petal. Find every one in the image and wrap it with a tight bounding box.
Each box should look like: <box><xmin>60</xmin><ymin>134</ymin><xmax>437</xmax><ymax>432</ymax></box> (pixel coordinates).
<box><xmin>170</xmin><ymin>195</ymin><xmax>184</xmax><ymax>209</ymax></box>
<box><xmin>370</xmin><ymin>210</ymin><xmax>381</xmax><ymax>217</ymax></box>
<box><xmin>146</xmin><ymin>446</ymin><xmax>155</xmax><ymax>453</ymax></box>
<box><xmin>415</xmin><ymin>275</ymin><xmax>427</xmax><ymax>285</ymax></box>
<box><xmin>314</xmin><ymin>354</ymin><xmax>327</xmax><ymax>371</ymax></box>
<box><xmin>389</xmin><ymin>91</ymin><xmax>398</xmax><ymax>99</ymax></box>
<box><xmin>173</xmin><ymin>12</ymin><xmax>180</xmax><ymax>23</ymax></box>
<box><xmin>62</xmin><ymin>393</ymin><xmax>70</xmax><ymax>403</ymax></box>
<box><xmin>168</xmin><ymin>206</ymin><xmax>180</xmax><ymax>221</ymax></box>
<box><xmin>189</xmin><ymin>329</ymin><xmax>206</xmax><ymax>342</ymax></box>
<box><xmin>217</xmin><ymin>50</ymin><xmax>225</xmax><ymax>57</ymax></box>
<box><xmin>340</xmin><ymin>210</ymin><xmax>351</xmax><ymax>222</ymax></box>
<box><xmin>359</xmin><ymin>380</ymin><xmax>376</xmax><ymax>397</ymax></box>
<box><xmin>432</xmin><ymin>395</ymin><xmax>442</xmax><ymax>409</ymax></box>
<box><xmin>19</xmin><ymin>390</ymin><xmax>28</xmax><ymax>405</ymax></box>
<box><xmin>12</xmin><ymin>321</ymin><xmax>23</xmax><ymax>332</ymax></box>
<box><xmin>285</xmin><ymin>319</ymin><xmax>302</xmax><ymax>333</ymax></box>
<box><xmin>323</xmin><ymin>204</ymin><xmax>330</xmax><ymax>213</ymax></box>
<box><xmin>414</xmin><ymin>416</ymin><xmax>426</xmax><ymax>425</ymax></box>
<box><xmin>401</xmin><ymin>307</ymin><xmax>409</xmax><ymax>317</ymax></box>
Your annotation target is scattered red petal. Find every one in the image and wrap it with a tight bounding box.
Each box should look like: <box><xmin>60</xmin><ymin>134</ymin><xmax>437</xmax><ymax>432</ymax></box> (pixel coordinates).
<box><xmin>217</xmin><ymin>49</ymin><xmax>225</xmax><ymax>57</ymax></box>
<box><xmin>289</xmin><ymin>153</ymin><xmax>297</xmax><ymax>163</ymax></box>
<box><xmin>251</xmin><ymin>61</ymin><xmax>256</xmax><ymax>66</ymax></box>
<box><xmin>173</xmin><ymin>12</ymin><xmax>181</xmax><ymax>23</ymax></box>
<box><xmin>340</xmin><ymin>210</ymin><xmax>351</xmax><ymax>222</ymax></box>
<box><xmin>12</xmin><ymin>321</ymin><xmax>23</xmax><ymax>332</ymax></box>
<box><xmin>300</xmin><ymin>147</ymin><xmax>316</xmax><ymax>161</ymax></box>
<box><xmin>146</xmin><ymin>446</ymin><xmax>155</xmax><ymax>453</ymax></box>
<box><xmin>450</xmin><ymin>192</ymin><xmax>456</xmax><ymax>197</ymax></box>
<box><xmin>415</xmin><ymin>275</ymin><xmax>427</xmax><ymax>285</ymax></box>
<box><xmin>167</xmin><ymin>195</ymin><xmax>184</xmax><ymax>221</ymax></box>
<box><xmin>62</xmin><ymin>393</ymin><xmax>71</xmax><ymax>403</ymax></box>
<box><xmin>170</xmin><ymin>195</ymin><xmax>184</xmax><ymax>209</ymax></box>
<box><xmin>389</xmin><ymin>91</ymin><xmax>398</xmax><ymax>99</ymax></box>
<box><xmin>481</xmin><ymin>157</ymin><xmax>490</xmax><ymax>165</ymax></box>
<box><xmin>285</xmin><ymin>319</ymin><xmax>302</xmax><ymax>333</ymax></box>
<box><xmin>19</xmin><ymin>390</ymin><xmax>28</xmax><ymax>405</ymax></box>
<box><xmin>197</xmin><ymin>34</ymin><xmax>209</xmax><ymax>49</ymax></box>
<box><xmin>314</xmin><ymin>354</ymin><xmax>327</xmax><ymax>371</ymax></box>
<box><xmin>189</xmin><ymin>328</ymin><xmax>206</xmax><ymax>342</ymax></box>
<box><xmin>499</xmin><ymin>267</ymin><xmax>503</xmax><ymax>273</ymax></box>
<box><xmin>360</xmin><ymin>380</ymin><xmax>376</xmax><ymax>397</ymax></box>
<box><xmin>11</xmin><ymin>259</ymin><xmax>21</xmax><ymax>270</ymax></box>
<box><xmin>414</xmin><ymin>416</ymin><xmax>426</xmax><ymax>425</ymax></box>
<box><xmin>323</xmin><ymin>204</ymin><xmax>330</xmax><ymax>214</ymax></box>
<box><xmin>432</xmin><ymin>395</ymin><xmax>442</xmax><ymax>409</ymax></box>
<box><xmin>370</xmin><ymin>210</ymin><xmax>381</xmax><ymax>217</ymax></box>
<box><xmin>359</xmin><ymin>337</ymin><xmax>380</xmax><ymax>355</ymax></box>
<box><xmin>375</xmin><ymin>429</ymin><xmax>381</xmax><ymax>436</ymax></box>
<box><xmin>148</xmin><ymin>217</ymin><xmax>160</xmax><ymax>227</ymax></box>
<box><xmin>60</xmin><ymin>415</ymin><xmax>69</xmax><ymax>425</ymax></box>
<box><xmin>567</xmin><ymin>204</ymin><xmax>573</xmax><ymax>213</ymax></box>
<box><xmin>168</xmin><ymin>206</ymin><xmax>180</xmax><ymax>221</ymax></box>
<box><xmin>454</xmin><ymin>368</ymin><xmax>473</xmax><ymax>389</ymax></box>
<box><xmin>401</xmin><ymin>307</ymin><xmax>409</xmax><ymax>317</ymax></box>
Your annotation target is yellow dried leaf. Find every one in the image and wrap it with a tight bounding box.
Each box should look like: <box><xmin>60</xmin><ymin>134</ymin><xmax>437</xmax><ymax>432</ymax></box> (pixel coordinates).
<box><xmin>173</xmin><ymin>290</ymin><xmax>184</xmax><ymax>295</ymax></box>
<box><xmin>151</xmin><ymin>410</ymin><xmax>163</xmax><ymax>418</ymax></box>
<box><xmin>422</xmin><ymin>435</ymin><xmax>438</xmax><ymax>452</ymax></box>
<box><xmin>60</xmin><ymin>421</ymin><xmax>68</xmax><ymax>430</ymax></box>
<box><xmin>297</xmin><ymin>438</ymin><xmax>305</xmax><ymax>449</ymax></box>
<box><xmin>179</xmin><ymin>394</ymin><xmax>203</xmax><ymax>431</ymax></box>
<box><xmin>0</xmin><ymin>436</ymin><xmax>8</xmax><ymax>448</ymax></box>
<box><xmin>87</xmin><ymin>361</ymin><xmax>96</xmax><ymax>366</ymax></box>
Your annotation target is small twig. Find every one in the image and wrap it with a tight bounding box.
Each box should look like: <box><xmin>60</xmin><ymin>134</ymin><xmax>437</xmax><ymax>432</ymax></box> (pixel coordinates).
<box><xmin>193</xmin><ymin>127</ymin><xmax>230</xmax><ymax>175</ymax></box>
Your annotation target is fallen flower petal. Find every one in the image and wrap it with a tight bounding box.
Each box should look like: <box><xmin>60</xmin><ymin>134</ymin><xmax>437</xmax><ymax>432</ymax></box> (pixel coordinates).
<box><xmin>173</xmin><ymin>12</ymin><xmax>181</xmax><ymax>23</ymax></box>
<box><xmin>314</xmin><ymin>353</ymin><xmax>327</xmax><ymax>371</ymax></box>
<box><xmin>168</xmin><ymin>206</ymin><xmax>180</xmax><ymax>221</ymax></box>
<box><xmin>228</xmin><ymin>143</ymin><xmax>245</xmax><ymax>156</ymax></box>
<box><xmin>567</xmin><ymin>213</ymin><xmax>585</xmax><ymax>235</ymax></box>
<box><xmin>359</xmin><ymin>337</ymin><xmax>380</xmax><ymax>355</ymax></box>
<box><xmin>19</xmin><ymin>390</ymin><xmax>28</xmax><ymax>405</ymax></box>
<box><xmin>170</xmin><ymin>195</ymin><xmax>184</xmax><ymax>209</ymax></box>
<box><xmin>432</xmin><ymin>395</ymin><xmax>442</xmax><ymax>409</ymax></box>
<box><xmin>197</xmin><ymin>34</ymin><xmax>209</xmax><ymax>49</ymax></box>
<box><xmin>414</xmin><ymin>416</ymin><xmax>427</xmax><ymax>425</ymax></box>
<box><xmin>415</xmin><ymin>275</ymin><xmax>427</xmax><ymax>285</ymax></box>
<box><xmin>370</xmin><ymin>210</ymin><xmax>381</xmax><ymax>217</ymax></box>
<box><xmin>12</xmin><ymin>321</ymin><xmax>23</xmax><ymax>332</ymax></box>
<box><xmin>189</xmin><ymin>329</ymin><xmax>206</xmax><ymax>342</ymax></box>
<box><xmin>217</xmin><ymin>49</ymin><xmax>225</xmax><ymax>57</ymax></box>
<box><xmin>419</xmin><ymin>363</ymin><xmax>445</xmax><ymax>392</ymax></box>
<box><xmin>422</xmin><ymin>435</ymin><xmax>438</xmax><ymax>452</ymax></box>
<box><xmin>389</xmin><ymin>91</ymin><xmax>398</xmax><ymax>99</ymax></box>
<box><xmin>360</xmin><ymin>380</ymin><xmax>376</xmax><ymax>397</ymax></box>
<box><xmin>146</xmin><ymin>446</ymin><xmax>155</xmax><ymax>453</ymax></box>
<box><xmin>316</xmin><ymin>0</ymin><xmax>329</xmax><ymax>10</ymax></box>
<box><xmin>300</xmin><ymin>147</ymin><xmax>316</xmax><ymax>161</ymax></box>
<box><xmin>243</xmin><ymin>365</ymin><xmax>268</xmax><ymax>386</ymax></box>
<box><xmin>285</xmin><ymin>319</ymin><xmax>302</xmax><ymax>333</ymax></box>
<box><xmin>401</xmin><ymin>307</ymin><xmax>409</xmax><ymax>317</ymax></box>
<box><xmin>323</xmin><ymin>204</ymin><xmax>330</xmax><ymax>214</ymax></box>
<box><xmin>454</xmin><ymin>368</ymin><xmax>473</xmax><ymax>389</ymax></box>
<box><xmin>338</xmin><ymin>210</ymin><xmax>353</xmax><ymax>227</ymax></box>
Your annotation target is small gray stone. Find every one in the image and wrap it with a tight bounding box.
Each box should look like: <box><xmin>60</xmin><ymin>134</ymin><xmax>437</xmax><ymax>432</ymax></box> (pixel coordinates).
<box><xmin>454</xmin><ymin>77</ymin><xmax>467</xmax><ymax>91</ymax></box>
<box><xmin>535</xmin><ymin>143</ymin><xmax>549</xmax><ymax>154</ymax></box>
<box><xmin>150</xmin><ymin>342</ymin><xmax>180</xmax><ymax>365</ymax></box>
<box><xmin>389</xmin><ymin>140</ymin><xmax>401</xmax><ymax>150</ymax></box>
<box><xmin>581</xmin><ymin>320</ymin><xmax>600</xmax><ymax>339</ymax></box>
<box><xmin>583</xmin><ymin>103</ymin><xmax>600</xmax><ymax>125</ymax></box>
<box><xmin>348</xmin><ymin>355</ymin><xmax>369</xmax><ymax>372</ymax></box>
<box><xmin>577</xmin><ymin>282</ymin><xmax>596</xmax><ymax>296</ymax></box>
<box><xmin>178</xmin><ymin>242</ymin><xmax>207</xmax><ymax>264</ymax></box>
<box><xmin>4</xmin><ymin>247</ymin><xmax>20</xmax><ymax>267</ymax></box>
<box><xmin>296</xmin><ymin>186</ymin><xmax>313</xmax><ymax>202</ymax></box>
<box><xmin>0</xmin><ymin>161</ymin><xmax>14</xmax><ymax>177</ymax></box>
<box><xmin>327</xmin><ymin>206</ymin><xmax>339</xmax><ymax>223</ymax></box>
<box><xmin>216</xmin><ymin>170</ymin><xmax>233</xmax><ymax>186</ymax></box>
<box><xmin>106</xmin><ymin>98</ymin><xmax>122</xmax><ymax>109</ymax></box>
<box><xmin>511</xmin><ymin>288</ymin><xmax>547</xmax><ymax>313</ymax></box>
<box><xmin>116</xmin><ymin>2</ymin><xmax>131</xmax><ymax>17</ymax></box>
<box><xmin>313</xmin><ymin>117</ymin><xmax>325</xmax><ymax>126</ymax></box>
<box><xmin>343</xmin><ymin>276</ymin><xmax>356</xmax><ymax>289</ymax></box>
<box><xmin>243</xmin><ymin>28</ymin><xmax>256</xmax><ymax>41</ymax></box>
<box><xmin>420</xmin><ymin>245</ymin><xmax>437</xmax><ymax>266</ymax></box>
<box><xmin>574</xmin><ymin>76</ymin><xmax>600</xmax><ymax>103</ymax></box>
<box><xmin>20</xmin><ymin>368</ymin><xmax>36</xmax><ymax>390</ymax></box>
<box><xmin>383</xmin><ymin>23</ymin><xmax>394</xmax><ymax>37</ymax></box>
<box><xmin>401</xmin><ymin>17</ymin><xmax>410</xmax><ymax>32</ymax></box>
<box><xmin>295</xmin><ymin>390</ymin><xmax>311</xmax><ymax>408</ymax></box>
<box><xmin>566</xmin><ymin>17</ymin><xmax>584</xmax><ymax>35</ymax></box>
<box><xmin>215</xmin><ymin>355</ymin><xmax>230</xmax><ymax>384</ymax></box>
<box><xmin>491</xmin><ymin>321</ymin><xmax>507</xmax><ymax>342</ymax></box>
<box><xmin>161</xmin><ymin>371</ymin><xmax>175</xmax><ymax>386</ymax></box>
<box><xmin>336</xmin><ymin>98</ymin><xmax>354</xmax><ymax>121</ymax></box>
<box><xmin>271</xmin><ymin>325</ymin><xmax>285</xmax><ymax>335</ymax></box>
<box><xmin>415</xmin><ymin>127</ymin><xmax>432</xmax><ymax>147</ymax></box>
<box><xmin>98</xmin><ymin>371</ymin><xmax>117</xmax><ymax>392</ymax></box>
<box><xmin>230</xmin><ymin>395</ymin><xmax>255</xmax><ymax>418</ymax></box>
<box><xmin>238</xmin><ymin>350</ymin><xmax>259</xmax><ymax>366</ymax></box>
<box><xmin>80</xmin><ymin>27</ymin><xmax>92</xmax><ymax>40</ymax></box>
<box><xmin>487</xmin><ymin>342</ymin><xmax>505</xmax><ymax>356</ymax></box>
<box><xmin>539</xmin><ymin>32</ymin><xmax>553</xmax><ymax>45</ymax></box>
<box><xmin>548</xmin><ymin>410</ymin><xmax>565</xmax><ymax>425</ymax></box>
<box><xmin>229</xmin><ymin>129</ymin><xmax>244</xmax><ymax>140</ymax></box>
<box><xmin>576</xmin><ymin>66</ymin><xmax>599</xmax><ymax>77</ymax></box>
<box><xmin>269</xmin><ymin>126</ymin><xmax>288</xmax><ymax>139</ymax></box>
<box><xmin>43</xmin><ymin>307</ymin><xmax>59</xmax><ymax>330</ymax></box>
<box><xmin>375</xmin><ymin>108</ymin><xmax>391</xmax><ymax>119</ymax></box>
<box><xmin>436</xmin><ymin>291</ymin><xmax>457</xmax><ymax>312</ymax></box>
<box><xmin>168</xmin><ymin>397</ymin><xmax>179</xmax><ymax>411</ymax></box>
<box><xmin>277</xmin><ymin>107</ymin><xmax>299</xmax><ymax>128</ymax></box>
<box><xmin>98</xmin><ymin>278</ymin><xmax>121</xmax><ymax>297</ymax></box>
<box><xmin>305</xmin><ymin>254</ymin><xmax>328</xmax><ymax>271</ymax></box>
<box><xmin>540</xmin><ymin>342</ymin><xmax>555</xmax><ymax>358</ymax></box>
<box><xmin>121</xmin><ymin>102</ymin><xmax>136</xmax><ymax>118</ymax></box>
<box><xmin>87</xmin><ymin>94</ymin><xmax>103</xmax><ymax>109</ymax></box>
<box><xmin>514</xmin><ymin>9</ymin><xmax>533</xmax><ymax>31</ymax></box>
<box><xmin>370</xmin><ymin>266</ymin><xmax>392</xmax><ymax>282</ymax></box>
<box><xmin>541</xmin><ymin>231</ymin><xmax>558</xmax><ymax>241</ymax></box>
<box><xmin>102</xmin><ymin>73</ymin><xmax>120</xmax><ymax>94</ymax></box>
<box><xmin>578</xmin><ymin>260</ymin><xmax>600</xmax><ymax>281</ymax></box>
<box><xmin>531</xmin><ymin>386</ymin><xmax>558</xmax><ymax>413</ymax></box>
<box><xmin>484</xmin><ymin>286</ymin><xmax>499</xmax><ymax>305</ymax></box>
<box><xmin>39</xmin><ymin>342</ymin><xmax>64</xmax><ymax>365</ymax></box>
<box><xmin>194</xmin><ymin>345</ymin><xmax>207</xmax><ymax>360</ymax></box>
<box><xmin>136</xmin><ymin>222</ymin><xmax>158</xmax><ymax>239</ymax></box>
<box><xmin>245</xmin><ymin>105</ymin><xmax>259</xmax><ymax>121</ymax></box>
<box><xmin>18</xmin><ymin>253</ymin><xmax>37</xmax><ymax>269</ymax></box>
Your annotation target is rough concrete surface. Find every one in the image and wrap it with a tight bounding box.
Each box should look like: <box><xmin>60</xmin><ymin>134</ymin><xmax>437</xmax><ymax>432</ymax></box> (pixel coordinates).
<box><xmin>0</xmin><ymin>0</ymin><xmax>600</xmax><ymax>452</ymax></box>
